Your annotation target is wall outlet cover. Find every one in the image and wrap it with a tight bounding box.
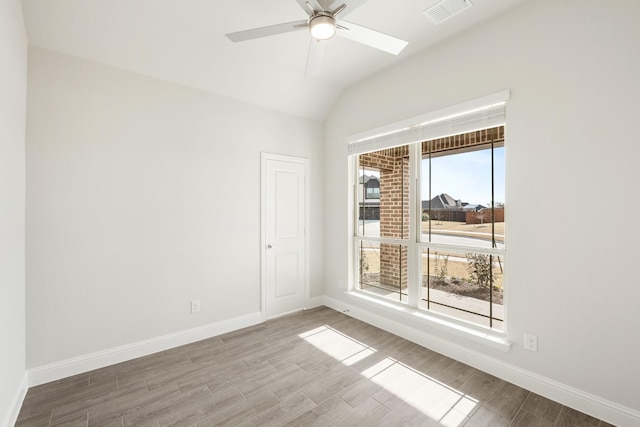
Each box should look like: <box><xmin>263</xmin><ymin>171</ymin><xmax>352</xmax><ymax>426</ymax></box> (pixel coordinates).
<box><xmin>191</xmin><ymin>300</ymin><xmax>201</xmax><ymax>313</ymax></box>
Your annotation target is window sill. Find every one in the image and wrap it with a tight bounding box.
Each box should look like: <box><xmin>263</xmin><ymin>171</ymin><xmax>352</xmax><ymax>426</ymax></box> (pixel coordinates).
<box><xmin>343</xmin><ymin>290</ymin><xmax>511</xmax><ymax>352</ymax></box>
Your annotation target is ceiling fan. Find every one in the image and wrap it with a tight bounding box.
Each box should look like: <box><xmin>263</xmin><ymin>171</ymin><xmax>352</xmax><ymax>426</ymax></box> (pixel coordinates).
<box><xmin>225</xmin><ymin>0</ymin><xmax>409</xmax><ymax>75</ymax></box>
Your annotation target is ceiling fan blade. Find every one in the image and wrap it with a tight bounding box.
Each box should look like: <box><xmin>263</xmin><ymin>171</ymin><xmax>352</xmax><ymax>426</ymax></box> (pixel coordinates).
<box><xmin>296</xmin><ymin>0</ymin><xmax>323</xmax><ymax>15</ymax></box>
<box><xmin>337</xmin><ymin>20</ymin><xmax>408</xmax><ymax>55</ymax></box>
<box><xmin>226</xmin><ymin>20</ymin><xmax>308</xmax><ymax>42</ymax></box>
<box><xmin>305</xmin><ymin>39</ymin><xmax>327</xmax><ymax>76</ymax></box>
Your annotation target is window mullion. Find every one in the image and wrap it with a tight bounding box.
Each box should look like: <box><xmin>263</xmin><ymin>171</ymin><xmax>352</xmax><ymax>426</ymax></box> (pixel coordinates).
<box><xmin>351</xmin><ymin>156</ymin><xmax>360</xmax><ymax>291</ymax></box>
<box><xmin>407</xmin><ymin>143</ymin><xmax>420</xmax><ymax>308</ymax></box>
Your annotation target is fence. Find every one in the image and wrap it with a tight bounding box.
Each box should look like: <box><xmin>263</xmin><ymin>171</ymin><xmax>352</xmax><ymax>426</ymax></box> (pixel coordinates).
<box><xmin>424</xmin><ymin>208</ymin><xmax>466</xmax><ymax>222</ymax></box>
<box><xmin>422</xmin><ymin>207</ymin><xmax>505</xmax><ymax>224</ymax></box>
<box><xmin>465</xmin><ymin>208</ymin><xmax>504</xmax><ymax>224</ymax></box>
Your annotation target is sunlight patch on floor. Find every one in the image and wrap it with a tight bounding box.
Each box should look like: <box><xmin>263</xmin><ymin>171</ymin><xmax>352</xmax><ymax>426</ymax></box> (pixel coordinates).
<box><xmin>299</xmin><ymin>325</ymin><xmax>376</xmax><ymax>366</ymax></box>
<box><xmin>300</xmin><ymin>325</ymin><xmax>478</xmax><ymax>426</ymax></box>
<box><xmin>365</xmin><ymin>358</ymin><xmax>477</xmax><ymax>425</ymax></box>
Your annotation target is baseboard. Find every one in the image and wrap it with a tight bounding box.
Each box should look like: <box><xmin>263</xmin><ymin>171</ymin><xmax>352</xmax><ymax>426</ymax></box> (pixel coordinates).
<box><xmin>322</xmin><ymin>296</ymin><xmax>640</xmax><ymax>427</ymax></box>
<box><xmin>28</xmin><ymin>311</ymin><xmax>263</xmax><ymax>387</ymax></box>
<box><xmin>2</xmin><ymin>372</ymin><xmax>28</xmax><ymax>427</ymax></box>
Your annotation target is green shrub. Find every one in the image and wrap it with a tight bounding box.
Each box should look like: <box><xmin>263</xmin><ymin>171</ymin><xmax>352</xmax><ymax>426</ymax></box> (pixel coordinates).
<box><xmin>466</xmin><ymin>253</ymin><xmax>494</xmax><ymax>289</ymax></box>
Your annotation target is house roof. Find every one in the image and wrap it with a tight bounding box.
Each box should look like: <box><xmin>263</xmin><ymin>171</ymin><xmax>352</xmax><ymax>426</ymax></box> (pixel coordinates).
<box><xmin>463</xmin><ymin>204</ymin><xmax>487</xmax><ymax>211</ymax></box>
<box><xmin>430</xmin><ymin>193</ymin><xmax>459</xmax><ymax>209</ymax></box>
<box><xmin>359</xmin><ymin>175</ymin><xmax>379</xmax><ymax>185</ymax></box>
<box><xmin>421</xmin><ymin>193</ymin><xmax>464</xmax><ymax>210</ymax></box>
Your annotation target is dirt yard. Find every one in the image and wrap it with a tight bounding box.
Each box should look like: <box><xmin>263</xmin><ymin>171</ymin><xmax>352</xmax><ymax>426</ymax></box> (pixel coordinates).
<box><xmin>360</xmin><ymin>248</ymin><xmax>504</xmax><ymax>305</ymax></box>
<box><xmin>358</xmin><ymin>220</ymin><xmax>505</xmax><ymax>305</ymax></box>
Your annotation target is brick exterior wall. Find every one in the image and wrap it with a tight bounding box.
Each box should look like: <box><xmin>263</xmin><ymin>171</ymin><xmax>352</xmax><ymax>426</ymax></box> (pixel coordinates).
<box><xmin>360</xmin><ymin>149</ymin><xmax>409</xmax><ymax>289</ymax></box>
<box><xmin>422</xmin><ymin>126</ymin><xmax>504</xmax><ymax>154</ymax></box>
<box><xmin>379</xmin><ymin>155</ymin><xmax>409</xmax><ymax>289</ymax></box>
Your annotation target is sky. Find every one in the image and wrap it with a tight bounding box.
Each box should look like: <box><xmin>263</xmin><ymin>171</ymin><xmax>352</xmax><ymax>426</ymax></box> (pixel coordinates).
<box><xmin>421</xmin><ymin>147</ymin><xmax>505</xmax><ymax>206</ymax></box>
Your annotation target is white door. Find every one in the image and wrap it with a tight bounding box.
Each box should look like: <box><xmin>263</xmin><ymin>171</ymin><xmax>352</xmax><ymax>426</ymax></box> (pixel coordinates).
<box><xmin>262</xmin><ymin>154</ymin><xmax>308</xmax><ymax>319</ymax></box>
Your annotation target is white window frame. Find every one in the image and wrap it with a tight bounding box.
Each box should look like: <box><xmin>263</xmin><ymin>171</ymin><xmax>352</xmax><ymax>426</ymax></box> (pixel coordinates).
<box><xmin>347</xmin><ymin>91</ymin><xmax>510</xmax><ymax>348</ymax></box>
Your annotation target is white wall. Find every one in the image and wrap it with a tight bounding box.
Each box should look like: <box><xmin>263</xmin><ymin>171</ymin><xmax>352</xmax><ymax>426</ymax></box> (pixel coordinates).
<box><xmin>26</xmin><ymin>48</ymin><xmax>323</xmax><ymax>369</ymax></box>
<box><xmin>0</xmin><ymin>0</ymin><xmax>27</xmax><ymax>425</ymax></box>
<box><xmin>324</xmin><ymin>0</ymin><xmax>640</xmax><ymax>422</ymax></box>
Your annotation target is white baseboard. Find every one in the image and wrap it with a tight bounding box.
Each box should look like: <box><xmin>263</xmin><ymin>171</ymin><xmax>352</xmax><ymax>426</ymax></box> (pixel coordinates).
<box><xmin>322</xmin><ymin>296</ymin><xmax>640</xmax><ymax>427</ymax></box>
<box><xmin>2</xmin><ymin>372</ymin><xmax>28</xmax><ymax>427</ymax></box>
<box><xmin>28</xmin><ymin>311</ymin><xmax>263</xmax><ymax>387</ymax></box>
<box><xmin>22</xmin><ymin>299</ymin><xmax>640</xmax><ymax>426</ymax></box>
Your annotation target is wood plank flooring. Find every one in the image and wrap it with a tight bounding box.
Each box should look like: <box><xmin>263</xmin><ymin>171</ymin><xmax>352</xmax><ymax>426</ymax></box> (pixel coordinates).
<box><xmin>15</xmin><ymin>307</ymin><xmax>614</xmax><ymax>426</ymax></box>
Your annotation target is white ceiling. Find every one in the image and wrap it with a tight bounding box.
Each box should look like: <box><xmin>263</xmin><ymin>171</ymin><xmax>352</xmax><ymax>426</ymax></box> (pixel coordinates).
<box><xmin>21</xmin><ymin>0</ymin><xmax>528</xmax><ymax>122</ymax></box>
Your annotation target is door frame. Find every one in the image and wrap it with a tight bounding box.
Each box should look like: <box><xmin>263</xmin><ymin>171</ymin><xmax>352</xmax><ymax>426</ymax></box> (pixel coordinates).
<box><xmin>260</xmin><ymin>152</ymin><xmax>310</xmax><ymax>321</ymax></box>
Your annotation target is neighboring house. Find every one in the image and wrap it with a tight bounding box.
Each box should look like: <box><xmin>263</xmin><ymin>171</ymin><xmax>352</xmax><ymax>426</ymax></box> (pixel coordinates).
<box><xmin>421</xmin><ymin>193</ymin><xmax>467</xmax><ymax>222</ymax></box>
<box><xmin>463</xmin><ymin>203</ymin><xmax>487</xmax><ymax>212</ymax></box>
<box><xmin>421</xmin><ymin>193</ymin><xmax>485</xmax><ymax>212</ymax></box>
<box><xmin>358</xmin><ymin>174</ymin><xmax>380</xmax><ymax>220</ymax></box>
<box><xmin>422</xmin><ymin>193</ymin><xmax>497</xmax><ymax>224</ymax></box>
<box><xmin>421</xmin><ymin>193</ymin><xmax>461</xmax><ymax>210</ymax></box>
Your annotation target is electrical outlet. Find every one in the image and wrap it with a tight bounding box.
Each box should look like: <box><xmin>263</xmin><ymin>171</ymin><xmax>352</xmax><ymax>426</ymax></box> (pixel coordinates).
<box><xmin>191</xmin><ymin>300</ymin><xmax>201</xmax><ymax>314</ymax></box>
<box><xmin>524</xmin><ymin>333</ymin><xmax>538</xmax><ymax>352</ymax></box>
<box><xmin>338</xmin><ymin>280</ymin><xmax>344</xmax><ymax>289</ymax></box>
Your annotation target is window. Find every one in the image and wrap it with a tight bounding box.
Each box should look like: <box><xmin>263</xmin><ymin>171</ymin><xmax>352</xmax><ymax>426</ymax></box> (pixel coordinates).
<box><xmin>421</xmin><ymin>135</ymin><xmax>505</xmax><ymax>330</ymax></box>
<box><xmin>366</xmin><ymin>186</ymin><xmax>380</xmax><ymax>199</ymax></box>
<box><xmin>350</xmin><ymin>92</ymin><xmax>508</xmax><ymax>332</ymax></box>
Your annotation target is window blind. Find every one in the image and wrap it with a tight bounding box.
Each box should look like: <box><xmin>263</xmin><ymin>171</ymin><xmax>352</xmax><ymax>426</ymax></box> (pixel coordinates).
<box><xmin>347</xmin><ymin>90</ymin><xmax>509</xmax><ymax>156</ymax></box>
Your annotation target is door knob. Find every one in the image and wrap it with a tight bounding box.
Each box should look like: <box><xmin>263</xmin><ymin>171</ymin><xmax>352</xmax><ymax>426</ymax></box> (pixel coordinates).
<box><xmin>267</xmin><ymin>244</ymin><xmax>274</xmax><ymax>249</ymax></box>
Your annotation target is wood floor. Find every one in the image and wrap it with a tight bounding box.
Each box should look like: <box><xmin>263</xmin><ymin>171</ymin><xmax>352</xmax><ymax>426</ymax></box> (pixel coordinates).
<box><xmin>16</xmin><ymin>307</ymin><xmax>613</xmax><ymax>427</ymax></box>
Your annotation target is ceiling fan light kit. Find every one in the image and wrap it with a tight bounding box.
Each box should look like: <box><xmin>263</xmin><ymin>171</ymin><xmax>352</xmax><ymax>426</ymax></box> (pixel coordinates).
<box><xmin>309</xmin><ymin>14</ymin><xmax>336</xmax><ymax>40</ymax></box>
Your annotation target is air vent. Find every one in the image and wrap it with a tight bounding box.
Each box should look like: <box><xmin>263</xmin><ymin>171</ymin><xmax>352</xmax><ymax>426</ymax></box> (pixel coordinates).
<box><xmin>423</xmin><ymin>0</ymin><xmax>473</xmax><ymax>25</ymax></box>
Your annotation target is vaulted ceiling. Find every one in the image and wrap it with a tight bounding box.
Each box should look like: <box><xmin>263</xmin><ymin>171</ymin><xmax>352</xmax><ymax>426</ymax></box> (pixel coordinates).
<box><xmin>21</xmin><ymin>0</ymin><xmax>528</xmax><ymax>121</ymax></box>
